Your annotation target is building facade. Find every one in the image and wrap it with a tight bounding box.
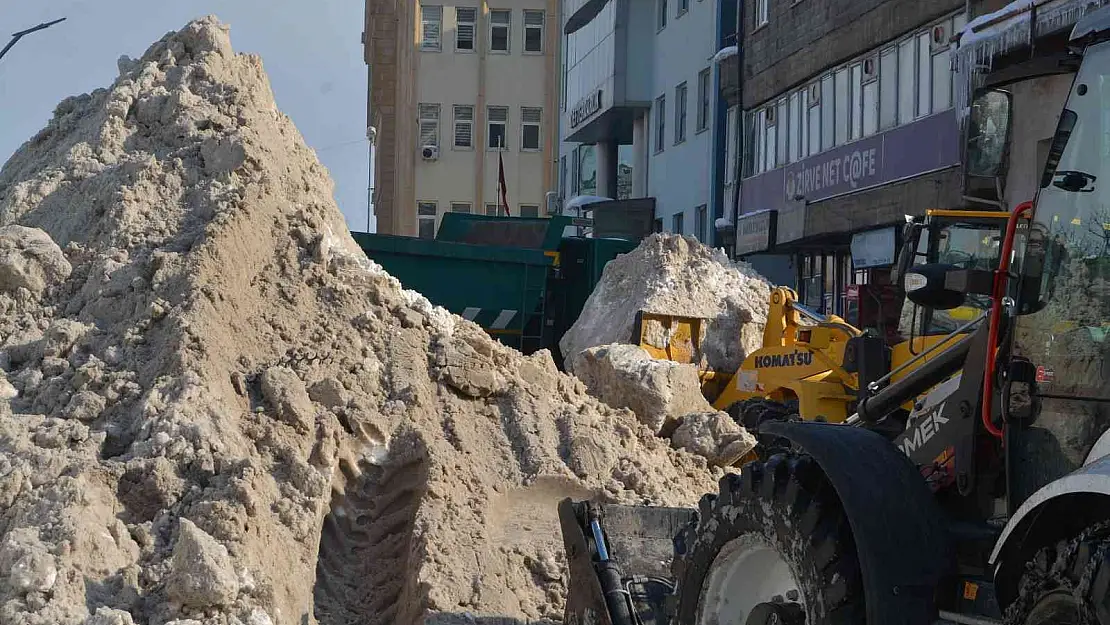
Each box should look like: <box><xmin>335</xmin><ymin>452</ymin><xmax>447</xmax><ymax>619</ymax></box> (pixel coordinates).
<box><xmin>730</xmin><ymin>0</ymin><xmax>970</xmax><ymax>319</ymax></box>
<box><xmin>364</xmin><ymin>0</ymin><xmax>560</xmax><ymax>237</ymax></box>
<box><xmin>559</xmin><ymin>0</ymin><xmax>728</xmax><ymax>244</ymax></box>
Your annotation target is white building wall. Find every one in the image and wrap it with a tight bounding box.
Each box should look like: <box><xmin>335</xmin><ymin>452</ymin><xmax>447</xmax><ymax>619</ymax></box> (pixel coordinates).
<box><xmin>646</xmin><ymin>0</ymin><xmax>717</xmax><ymax>239</ymax></box>
<box><xmin>416</xmin><ymin>0</ymin><xmax>554</xmax><ymax>233</ymax></box>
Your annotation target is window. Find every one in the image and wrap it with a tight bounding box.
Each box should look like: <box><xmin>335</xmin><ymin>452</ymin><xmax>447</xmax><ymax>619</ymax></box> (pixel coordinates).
<box><xmin>653</xmin><ymin>218</ymin><xmax>664</xmax><ymax>233</ymax></box>
<box><xmin>695</xmin><ymin>205</ymin><xmax>708</xmax><ymax>242</ymax></box>
<box><xmin>879</xmin><ymin>47</ymin><xmax>897</xmax><ymax>130</ymax></box>
<box><xmin>675</xmin><ymin>82</ymin><xmax>688</xmax><ymax>144</ymax></box>
<box><xmin>776</xmin><ymin>98</ymin><xmax>788</xmax><ymax>164</ymax></box>
<box><xmin>834</xmin><ymin>69</ymin><xmax>848</xmax><ymax>146</ymax></box>
<box><xmin>487</xmin><ymin>106</ymin><xmax>508</xmax><ymax>149</ymax></box>
<box><xmin>862</xmin><ymin>74</ymin><xmax>878</xmax><ymax>137</ymax></box>
<box><xmin>752</xmin><ymin>108</ymin><xmax>767</xmax><ymax>175</ymax></box>
<box><xmin>453</xmin><ymin>105</ymin><xmax>473</xmax><ymax>149</ymax></box>
<box><xmin>420</xmin><ymin>5</ymin><xmax>442</xmax><ymax>51</ymax></box>
<box><xmin>455</xmin><ymin>8</ymin><xmax>476</xmax><ymax>51</ymax></box>
<box><xmin>655</xmin><ymin>95</ymin><xmax>666</xmax><ymax>152</ymax></box>
<box><xmin>788</xmin><ymin>91</ymin><xmax>800</xmax><ymax>163</ymax></box>
<box><xmin>765</xmin><ymin>107</ymin><xmax>777</xmax><ymax>171</ymax></box>
<box><xmin>418</xmin><ymin>201</ymin><xmax>437</xmax><ymax>238</ymax></box>
<box><xmin>560</xmin><ymin>155</ymin><xmax>567</xmax><ymax>197</ymax></box>
<box><xmin>898</xmin><ymin>38</ymin><xmax>915</xmax><ymax>124</ymax></box>
<box><xmin>849</xmin><ymin>64</ymin><xmax>863</xmax><ymax>141</ymax></box>
<box><xmin>807</xmin><ymin>84</ymin><xmax>821</xmax><ymax>156</ymax></box>
<box><xmin>658</xmin><ymin>0</ymin><xmax>667</xmax><ymax>29</ymax></box>
<box><xmin>520</xmin><ymin>204</ymin><xmax>540</xmax><ymax>217</ymax></box>
<box><xmin>490</xmin><ymin>9</ymin><xmax>510</xmax><ymax>52</ymax></box>
<box><xmin>696</xmin><ymin>68</ymin><xmax>711</xmax><ymax>132</ymax></box>
<box><xmin>755</xmin><ymin>0</ymin><xmax>769</xmax><ymax>28</ymax></box>
<box><xmin>820</xmin><ymin>74</ymin><xmax>834</xmax><ymax>150</ymax></box>
<box><xmin>917</xmin><ymin>33</ymin><xmax>931</xmax><ymax>118</ymax></box>
<box><xmin>672</xmin><ymin>212</ymin><xmax>684</xmax><ymax>235</ymax></box>
<box><xmin>451</xmin><ymin>202</ymin><xmax>471</xmax><ymax>213</ymax></box>
<box><xmin>485</xmin><ymin>203</ymin><xmax>499</xmax><ymax>216</ymax></box>
<box><xmin>679</xmin><ymin>0</ymin><xmax>689</xmax><ymax>15</ymax></box>
<box><xmin>524</xmin><ymin>10</ymin><xmax>544</xmax><ymax>53</ymax></box>
<box><xmin>419</xmin><ymin>103</ymin><xmax>440</xmax><ymax>148</ymax></box>
<box><xmin>521</xmin><ymin>107</ymin><xmax>542</xmax><ymax>151</ymax></box>
<box><xmin>932</xmin><ymin>48</ymin><xmax>952</xmax><ymax>112</ymax></box>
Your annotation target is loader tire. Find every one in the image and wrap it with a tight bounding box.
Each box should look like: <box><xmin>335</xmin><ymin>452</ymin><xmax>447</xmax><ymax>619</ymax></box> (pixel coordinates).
<box><xmin>669</xmin><ymin>453</ymin><xmax>865</xmax><ymax>625</ymax></box>
<box><xmin>1003</xmin><ymin>521</ymin><xmax>1110</xmax><ymax>625</ymax></box>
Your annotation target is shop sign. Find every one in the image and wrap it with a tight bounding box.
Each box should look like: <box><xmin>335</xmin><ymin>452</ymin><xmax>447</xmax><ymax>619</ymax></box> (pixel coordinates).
<box><xmin>851</xmin><ymin>226</ymin><xmax>897</xmax><ymax>268</ymax></box>
<box><xmin>740</xmin><ymin>109</ymin><xmax>960</xmax><ymax>221</ymax></box>
<box><xmin>571</xmin><ymin>90</ymin><xmax>603</xmax><ymax>128</ymax></box>
<box><xmin>735</xmin><ymin>209</ymin><xmax>776</xmax><ymax>256</ymax></box>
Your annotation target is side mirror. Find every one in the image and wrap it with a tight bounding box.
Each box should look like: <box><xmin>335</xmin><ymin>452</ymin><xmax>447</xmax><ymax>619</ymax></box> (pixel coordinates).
<box><xmin>904</xmin><ymin>263</ymin><xmax>967</xmax><ymax>310</ymax></box>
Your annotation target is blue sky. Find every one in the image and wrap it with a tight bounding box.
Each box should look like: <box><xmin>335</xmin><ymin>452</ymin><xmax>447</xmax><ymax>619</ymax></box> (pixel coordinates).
<box><xmin>1</xmin><ymin>0</ymin><xmax>375</xmax><ymax>232</ymax></box>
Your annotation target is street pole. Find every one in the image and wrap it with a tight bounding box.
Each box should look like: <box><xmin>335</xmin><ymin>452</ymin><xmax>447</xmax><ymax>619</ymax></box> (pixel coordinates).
<box><xmin>0</xmin><ymin>18</ymin><xmax>67</xmax><ymax>64</ymax></box>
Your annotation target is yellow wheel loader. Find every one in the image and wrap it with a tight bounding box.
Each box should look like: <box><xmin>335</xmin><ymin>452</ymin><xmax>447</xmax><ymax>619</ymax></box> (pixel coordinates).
<box><xmin>558</xmin><ymin>10</ymin><xmax>1110</xmax><ymax>624</ymax></box>
<box><xmin>636</xmin><ymin>209</ymin><xmax>1010</xmax><ymax>434</ymax></box>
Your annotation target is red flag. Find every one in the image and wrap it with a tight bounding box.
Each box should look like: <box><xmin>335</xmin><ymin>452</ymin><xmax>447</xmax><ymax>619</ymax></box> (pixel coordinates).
<box><xmin>498</xmin><ymin>147</ymin><xmax>510</xmax><ymax>216</ymax></box>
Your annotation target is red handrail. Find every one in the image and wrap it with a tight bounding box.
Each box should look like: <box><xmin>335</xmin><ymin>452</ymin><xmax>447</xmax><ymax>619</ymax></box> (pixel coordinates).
<box><xmin>983</xmin><ymin>200</ymin><xmax>1034</xmax><ymax>440</ymax></box>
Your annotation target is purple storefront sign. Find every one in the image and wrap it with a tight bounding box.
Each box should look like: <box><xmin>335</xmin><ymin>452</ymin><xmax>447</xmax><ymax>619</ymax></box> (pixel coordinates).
<box><xmin>741</xmin><ymin>109</ymin><xmax>960</xmax><ymax>216</ymax></box>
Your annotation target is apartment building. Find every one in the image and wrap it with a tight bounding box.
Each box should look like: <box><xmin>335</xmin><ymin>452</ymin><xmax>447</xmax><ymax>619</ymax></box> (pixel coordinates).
<box><xmin>729</xmin><ymin>0</ymin><xmax>969</xmax><ymax>319</ymax></box>
<box><xmin>559</xmin><ymin>0</ymin><xmax>724</xmax><ymax>244</ymax></box>
<box><xmin>364</xmin><ymin>0</ymin><xmax>559</xmax><ymax>237</ymax></box>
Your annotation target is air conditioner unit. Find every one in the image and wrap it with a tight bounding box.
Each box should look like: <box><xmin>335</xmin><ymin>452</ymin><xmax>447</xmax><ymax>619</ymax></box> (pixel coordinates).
<box><xmin>421</xmin><ymin>145</ymin><xmax>439</xmax><ymax>161</ymax></box>
<box><xmin>862</xmin><ymin>56</ymin><xmax>878</xmax><ymax>83</ymax></box>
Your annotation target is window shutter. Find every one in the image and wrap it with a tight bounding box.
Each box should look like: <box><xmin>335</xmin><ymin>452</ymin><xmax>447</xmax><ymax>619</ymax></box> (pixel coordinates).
<box><xmin>492</xmin><ymin>10</ymin><xmax>510</xmax><ymax>25</ymax></box>
<box><xmin>522</xmin><ymin>108</ymin><xmax>542</xmax><ymax>124</ymax></box>
<box><xmin>488</xmin><ymin>107</ymin><xmax>508</xmax><ymax>123</ymax></box>
<box><xmin>525</xmin><ymin>10</ymin><xmax>544</xmax><ymax>26</ymax></box>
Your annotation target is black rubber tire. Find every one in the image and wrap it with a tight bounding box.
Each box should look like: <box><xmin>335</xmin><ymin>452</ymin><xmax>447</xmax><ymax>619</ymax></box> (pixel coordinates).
<box><xmin>1004</xmin><ymin>521</ymin><xmax>1110</xmax><ymax>625</ymax></box>
<box><xmin>669</xmin><ymin>453</ymin><xmax>866</xmax><ymax>625</ymax></box>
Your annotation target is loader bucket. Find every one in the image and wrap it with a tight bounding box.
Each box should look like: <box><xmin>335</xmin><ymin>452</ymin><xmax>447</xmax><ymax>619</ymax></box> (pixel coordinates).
<box><xmin>634</xmin><ymin>311</ymin><xmax>708</xmax><ymax>366</ymax></box>
<box><xmin>558</xmin><ymin>498</ymin><xmax>696</xmax><ymax>625</ymax></box>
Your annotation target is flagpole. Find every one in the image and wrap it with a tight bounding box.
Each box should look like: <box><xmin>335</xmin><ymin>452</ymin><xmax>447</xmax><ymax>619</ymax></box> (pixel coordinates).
<box><xmin>499</xmin><ymin>134</ymin><xmax>505</xmax><ymax>216</ymax></box>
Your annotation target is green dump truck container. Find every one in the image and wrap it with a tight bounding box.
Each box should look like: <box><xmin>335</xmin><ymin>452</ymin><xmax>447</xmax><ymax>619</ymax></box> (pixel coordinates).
<box><xmin>352</xmin><ymin>213</ymin><xmax>637</xmax><ymax>361</ymax></box>
<box><xmin>352</xmin><ymin>213</ymin><xmax>568</xmax><ymax>354</ymax></box>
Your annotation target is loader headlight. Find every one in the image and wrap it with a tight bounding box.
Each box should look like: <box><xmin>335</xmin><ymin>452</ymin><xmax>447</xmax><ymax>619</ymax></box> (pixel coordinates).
<box><xmin>905</xmin><ymin>273</ymin><xmax>928</xmax><ymax>292</ymax></box>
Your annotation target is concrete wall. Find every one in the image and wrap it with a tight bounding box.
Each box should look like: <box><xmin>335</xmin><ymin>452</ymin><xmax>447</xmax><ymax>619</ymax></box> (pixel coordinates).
<box><xmin>646</xmin><ymin>0</ymin><xmax>719</xmax><ymax>239</ymax></box>
<box><xmin>741</xmin><ymin>0</ymin><xmax>964</xmax><ymax>109</ymax></box>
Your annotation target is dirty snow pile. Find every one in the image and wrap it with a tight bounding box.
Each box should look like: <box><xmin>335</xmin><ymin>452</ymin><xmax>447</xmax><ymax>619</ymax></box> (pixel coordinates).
<box><xmin>0</xmin><ymin>17</ymin><xmax>719</xmax><ymax>625</ymax></box>
<box><xmin>560</xmin><ymin>234</ymin><xmax>771</xmax><ymax>374</ymax></box>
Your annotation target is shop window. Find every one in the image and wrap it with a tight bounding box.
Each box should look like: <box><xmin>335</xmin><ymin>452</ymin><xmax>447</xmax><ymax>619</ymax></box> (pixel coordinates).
<box><xmin>421</xmin><ymin>5</ymin><xmax>442</xmax><ymax>51</ymax></box>
<box><xmin>455</xmin><ymin>8</ymin><xmax>476</xmax><ymax>51</ymax></box>
<box><xmin>879</xmin><ymin>47</ymin><xmax>897</xmax><ymax>130</ymax></box>
<box><xmin>418</xmin><ymin>201</ymin><xmax>438</xmax><ymax>238</ymax></box>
